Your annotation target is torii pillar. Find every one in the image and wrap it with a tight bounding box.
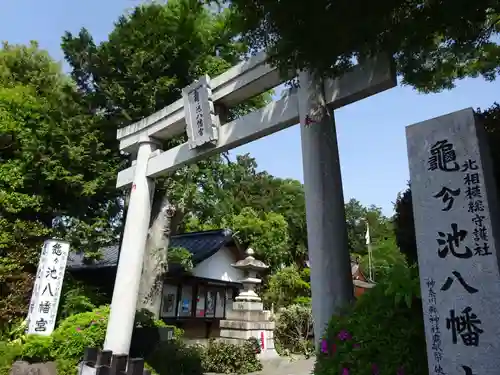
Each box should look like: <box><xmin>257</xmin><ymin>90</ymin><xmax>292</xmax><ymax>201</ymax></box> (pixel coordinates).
<box><xmin>299</xmin><ymin>71</ymin><xmax>354</xmax><ymax>347</ymax></box>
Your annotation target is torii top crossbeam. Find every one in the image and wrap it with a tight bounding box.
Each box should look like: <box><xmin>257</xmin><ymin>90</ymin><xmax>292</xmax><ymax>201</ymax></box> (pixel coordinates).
<box><xmin>115</xmin><ymin>53</ymin><xmax>395</xmax><ymax>189</ymax></box>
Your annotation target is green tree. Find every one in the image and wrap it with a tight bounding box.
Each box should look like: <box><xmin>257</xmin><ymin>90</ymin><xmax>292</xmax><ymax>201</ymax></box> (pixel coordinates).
<box><xmin>393</xmin><ymin>186</ymin><xmax>418</xmax><ymax>266</ymax></box>
<box><xmin>187</xmin><ymin>204</ymin><xmax>291</xmax><ymax>271</ymax></box>
<box><xmin>0</xmin><ymin>42</ymin><xmax>121</xmax><ymax>327</ymax></box>
<box><xmin>344</xmin><ymin>199</ymin><xmax>394</xmax><ymax>256</ymax></box>
<box><xmin>222</xmin><ymin>0</ymin><xmax>500</xmax><ymax>92</ymax></box>
<box><xmin>263</xmin><ymin>265</ymin><xmax>311</xmax><ymax>308</ymax></box>
<box><xmin>184</xmin><ymin>154</ymin><xmax>307</xmax><ymax>268</ymax></box>
<box><xmin>223</xmin><ymin>207</ymin><xmax>290</xmax><ymax>270</ymax></box>
<box><xmin>359</xmin><ymin>237</ymin><xmax>407</xmax><ymax>282</ymax></box>
<box><xmin>61</xmin><ymin>0</ymin><xmax>271</xmax><ymax>316</ymax></box>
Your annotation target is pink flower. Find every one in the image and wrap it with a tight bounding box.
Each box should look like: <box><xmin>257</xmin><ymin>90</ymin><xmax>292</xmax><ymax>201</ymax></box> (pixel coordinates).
<box><xmin>76</xmin><ymin>327</ymin><xmax>81</xmax><ymax>331</ymax></box>
<box><xmin>353</xmin><ymin>343</ymin><xmax>360</xmax><ymax>349</ymax></box>
<box><xmin>372</xmin><ymin>364</ymin><xmax>379</xmax><ymax>375</ymax></box>
<box><xmin>337</xmin><ymin>330</ymin><xmax>351</xmax><ymax>341</ymax></box>
<box><xmin>397</xmin><ymin>367</ymin><xmax>404</xmax><ymax>375</ymax></box>
<box><xmin>342</xmin><ymin>368</ymin><xmax>349</xmax><ymax>375</ymax></box>
<box><xmin>321</xmin><ymin>339</ymin><xmax>328</xmax><ymax>353</ymax></box>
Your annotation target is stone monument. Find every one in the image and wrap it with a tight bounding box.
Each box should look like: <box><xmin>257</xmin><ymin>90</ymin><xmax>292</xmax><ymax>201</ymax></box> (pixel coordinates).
<box><xmin>406</xmin><ymin>108</ymin><xmax>500</xmax><ymax>375</ymax></box>
<box><xmin>219</xmin><ymin>248</ymin><xmax>278</xmax><ymax>358</ymax></box>
<box><xmin>10</xmin><ymin>362</ymin><xmax>57</xmax><ymax>375</ymax></box>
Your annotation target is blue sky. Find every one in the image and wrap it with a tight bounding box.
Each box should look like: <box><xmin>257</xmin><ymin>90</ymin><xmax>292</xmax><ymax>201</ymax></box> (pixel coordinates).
<box><xmin>2</xmin><ymin>0</ymin><xmax>499</xmax><ymax>216</ymax></box>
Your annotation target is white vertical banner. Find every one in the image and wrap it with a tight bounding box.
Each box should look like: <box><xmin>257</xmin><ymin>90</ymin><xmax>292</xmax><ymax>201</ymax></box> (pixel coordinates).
<box><xmin>26</xmin><ymin>239</ymin><xmax>70</xmax><ymax>335</ymax></box>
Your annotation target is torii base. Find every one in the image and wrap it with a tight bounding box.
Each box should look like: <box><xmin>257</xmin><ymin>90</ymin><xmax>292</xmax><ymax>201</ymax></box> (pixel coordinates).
<box><xmin>78</xmin><ymin>348</ymin><xmax>149</xmax><ymax>375</ymax></box>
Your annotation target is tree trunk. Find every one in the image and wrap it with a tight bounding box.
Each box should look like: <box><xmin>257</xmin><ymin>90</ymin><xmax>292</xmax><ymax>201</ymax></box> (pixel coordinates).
<box><xmin>136</xmin><ymin>191</ymin><xmax>174</xmax><ymax>318</ymax></box>
<box><xmin>136</xmin><ymin>190</ymin><xmax>185</xmax><ymax>318</ymax></box>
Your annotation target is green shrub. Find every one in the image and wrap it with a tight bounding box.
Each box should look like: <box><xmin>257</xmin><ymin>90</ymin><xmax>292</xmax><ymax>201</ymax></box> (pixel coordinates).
<box><xmin>59</xmin><ymin>286</ymin><xmax>98</xmax><ymax>320</ymax></box>
<box><xmin>0</xmin><ymin>319</ymin><xmax>28</xmax><ymax>344</ymax></box>
<box><xmin>144</xmin><ymin>362</ymin><xmax>159</xmax><ymax>375</ymax></box>
<box><xmin>55</xmin><ymin>358</ymin><xmax>79</xmax><ymax>375</ymax></box>
<box><xmin>135</xmin><ymin>309</ymin><xmax>161</xmax><ymax>328</ymax></box>
<box><xmin>51</xmin><ymin>305</ymin><xmax>182</xmax><ymax>361</ymax></box>
<box><xmin>314</xmin><ymin>263</ymin><xmax>428</xmax><ymax>375</ymax></box>
<box><xmin>201</xmin><ymin>339</ymin><xmax>262</xmax><ymax>374</ymax></box>
<box><xmin>0</xmin><ymin>338</ymin><xmax>78</xmax><ymax>375</ymax></box>
<box><xmin>58</xmin><ymin>275</ymin><xmax>108</xmax><ymax>320</ymax></box>
<box><xmin>51</xmin><ymin>305</ymin><xmax>109</xmax><ymax>360</ymax></box>
<box><xmin>274</xmin><ymin>304</ymin><xmax>314</xmax><ymax>356</ymax></box>
<box><xmin>145</xmin><ymin>336</ymin><xmax>262</xmax><ymax>375</ymax></box>
<box><xmin>264</xmin><ymin>265</ymin><xmax>311</xmax><ymax>309</ymax></box>
<box><xmin>135</xmin><ymin>309</ymin><xmax>184</xmax><ymax>337</ymax></box>
<box><xmin>246</xmin><ymin>337</ymin><xmax>261</xmax><ymax>354</ymax></box>
<box><xmin>20</xmin><ymin>335</ymin><xmax>53</xmax><ymax>362</ymax></box>
<box><xmin>0</xmin><ymin>305</ymin><xmax>183</xmax><ymax>373</ymax></box>
<box><xmin>0</xmin><ymin>341</ymin><xmax>23</xmax><ymax>375</ymax></box>
<box><xmin>146</xmin><ymin>340</ymin><xmax>204</xmax><ymax>375</ymax></box>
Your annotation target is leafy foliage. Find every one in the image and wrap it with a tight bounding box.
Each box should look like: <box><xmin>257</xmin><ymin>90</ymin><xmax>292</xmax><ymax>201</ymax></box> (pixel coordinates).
<box><xmin>61</xmin><ymin>1</ymin><xmax>278</xmax><ymax>310</ymax></box>
<box><xmin>0</xmin><ymin>341</ymin><xmax>22</xmax><ymax>375</ymax></box>
<box><xmin>345</xmin><ymin>199</ymin><xmax>393</xmax><ymax>256</ymax></box>
<box><xmin>58</xmin><ymin>275</ymin><xmax>108</xmax><ymax>319</ymax></box>
<box><xmin>393</xmin><ymin>186</ymin><xmax>418</xmax><ymax>265</ymax></box>
<box><xmin>146</xmin><ymin>337</ymin><xmax>262</xmax><ymax>375</ymax></box>
<box><xmin>246</xmin><ymin>336</ymin><xmax>261</xmax><ymax>354</ymax></box>
<box><xmin>0</xmin><ymin>41</ymin><xmax>121</xmax><ymax>329</ymax></box>
<box><xmin>201</xmin><ymin>339</ymin><xmax>262</xmax><ymax>374</ymax></box>
<box><xmin>263</xmin><ymin>265</ymin><xmax>311</xmax><ymax>308</ymax></box>
<box><xmin>225</xmin><ymin>207</ymin><xmax>289</xmax><ymax>270</ymax></box>
<box><xmin>184</xmin><ymin>154</ymin><xmax>307</xmax><ymax>268</ymax></box>
<box><xmin>19</xmin><ymin>335</ymin><xmax>53</xmax><ymax>363</ymax></box>
<box><xmin>186</xmin><ymin>169</ymin><xmax>394</xmax><ymax>270</ymax></box>
<box><xmin>359</xmin><ymin>237</ymin><xmax>407</xmax><ymax>282</ymax></box>
<box><xmin>51</xmin><ymin>305</ymin><xmax>109</xmax><ymax>360</ymax></box>
<box><xmin>50</xmin><ymin>305</ymin><xmax>182</xmax><ymax>361</ymax></box>
<box><xmin>134</xmin><ymin>308</ymin><xmax>184</xmax><ymax>336</ymax></box>
<box><xmin>146</xmin><ymin>340</ymin><xmax>204</xmax><ymax>375</ymax></box>
<box><xmin>224</xmin><ymin>0</ymin><xmax>500</xmax><ymax>92</ymax></box>
<box><xmin>0</xmin><ymin>305</ymin><xmax>180</xmax><ymax>375</ymax></box>
<box><xmin>274</xmin><ymin>304</ymin><xmax>314</xmax><ymax>357</ymax></box>
<box><xmin>0</xmin><ymin>336</ymin><xmax>81</xmax><ymax>375</ymax></box>
<box><xmin>314</xmin><ymin>263</ymin><xmax>427</xmax><ymax>375</ymax></box>
<box><xmin>55</xmin><ymin>359</ymin><xmax>79</xmax><ymax>375</ymax></box>
<box><xmin>167</xmin><ymin>247</ymin><xmax>194</xmax><ymax>272</ymax></box>
<box><xmin>63</xmin><ymin>1</ymin><xmax>255</xmax><ymax>125</ymax></box>
<box><xmin>188</xmin><ymin>206</ymin><xmax>290</xmax><ymax>270</ymax></box>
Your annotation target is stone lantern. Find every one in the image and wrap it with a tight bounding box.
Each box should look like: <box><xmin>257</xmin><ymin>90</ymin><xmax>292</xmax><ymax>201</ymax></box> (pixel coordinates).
<box><xmin>219</xmin><ymin>247</ymin><xmax>277</xmax><ymax>358</ymax></box>
<box><xmin>231</xmin><ymin>247</ymin><xmax>268</xmax><ymax>302</ymax></box>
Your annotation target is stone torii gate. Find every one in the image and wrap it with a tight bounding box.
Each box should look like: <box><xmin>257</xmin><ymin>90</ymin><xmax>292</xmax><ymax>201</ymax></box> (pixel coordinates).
<box><xmin>103</xmin><ymin>52</ymin><xmax>397</xmax><ymax>355</ymax></box>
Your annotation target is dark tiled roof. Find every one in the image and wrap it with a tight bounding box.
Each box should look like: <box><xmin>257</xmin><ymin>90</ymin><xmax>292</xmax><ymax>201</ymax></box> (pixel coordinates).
<box><xmin>67</xmin><ymin>228</ymin><xmax>235</xmax><ymax>271</ymax></box>
<box><xmin>67</xmin><ymin>245</ymin><xmax>120</xmax><ymax>270</ymax></box>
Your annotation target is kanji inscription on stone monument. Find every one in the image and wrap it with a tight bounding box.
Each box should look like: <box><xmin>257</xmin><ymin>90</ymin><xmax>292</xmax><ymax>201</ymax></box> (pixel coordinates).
<box><xmin>406</xmin><ymin>108</ymin><xmax>500</xmax><ymax>375</ymax></box>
